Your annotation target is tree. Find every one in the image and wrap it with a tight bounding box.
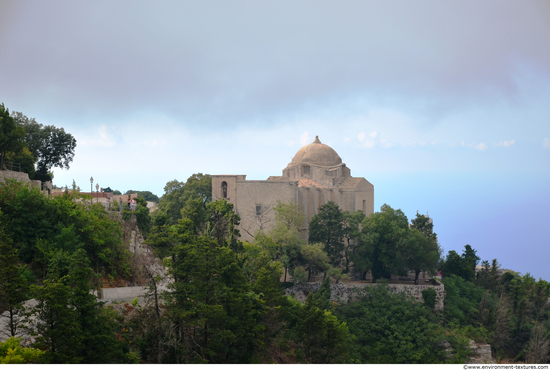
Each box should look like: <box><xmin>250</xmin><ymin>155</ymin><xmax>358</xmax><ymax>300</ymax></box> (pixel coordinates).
<box><xmin>0</xmin><ymin>211</ymin><xmax>29</xmax><ymax>338</ymax></box>
<box><xmin>125</xmin><ymin>190</ymin><xmax>159</xmax><ymax>203</ymax></box>
<box><xmin>353</xmin><ymin>204</ymin><xmax>409</xmax><ymax>282</ymax></box>
<box><xmin>0</xmin><ymin>337</ymin><xmax>43</xmax><ymax>364</ymax></box>
<box><xmin>0</xmin><ymin>104</ymin><xmax>26</xmax><ymax>168</ymax></box>
<box><xmin>342</xmin><ymin>210</ymin><xmax>365</xmax><ymax>273</ymax></box>
<box><xmin>158</xmin><ymin>174</ymin><xmax>212</xmax><ymax>225</ymax></box>
<box><xmin>12</xmin><ymin>111</ymin><xmax>77</xmax><ymax>182</ymax></box>
<box><xmin>405</xmin><ymin>227</ymin><xmax>441</xmax><ymax>285</ymax></box>
<box><xmin>300</xmin><ymin>243</ymin><xmax>331</xmax><ymax>282</ymax></box>
<box><xmin>30</xmin><ymin>277</ymin><xmax>83</xmax><ymax>363</ymax></box>
<box><xmin>165</xmin><ymin>236</ymin><xmax>262</xmax><ymax>363</ymax></box>
<box><xmin>295</xmin><ymin>294</ymin><xmax>352</xmax><ymax>363</ymax></box>
<box><xmin>335</xmin><ymin>284</ymin><xmax>446</xmax><ymax>364</ymax></box>
<box><xmin>525</xmin><ymin>322</ymin><xmax>550</xmax><ymax>364</ymax></box>
<box><xmin>67</xmin><ymin>249</ymin><xmax>124</xmax><ymax>363</ymax></box>
<box><xmin>441</xmin><ymin>245</ymin><xmax>480</xmax><ymax>282</ymax></box>
<box><xmin>273</xmin><ymin>201</ymin><xmax>305</xmax><ymax>231</ymax></box>
<box><xmin>308</xmin><ymin>201</ymin><xmax>345</xmax><ymax>267</ymax></box>
<box><xmin>205</xmin><ymin>199</ymin><xmax>241</xmax><ymax>249</ymax></box>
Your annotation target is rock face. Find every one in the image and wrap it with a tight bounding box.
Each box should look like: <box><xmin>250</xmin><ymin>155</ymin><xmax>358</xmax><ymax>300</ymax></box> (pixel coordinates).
<box><xmin>285</xmin><ymin>281</ymin><xmax>446</xmax><ymax>311</ymax></box>
<box><xmin>468</xmin><ymin>340</ymin><xmax>495</xmax><ymax>364</ymax></box>
<box><xmin>0</xmin><ymin>169</ymin><xmax>43</xmax><ymax>189</ymax></box>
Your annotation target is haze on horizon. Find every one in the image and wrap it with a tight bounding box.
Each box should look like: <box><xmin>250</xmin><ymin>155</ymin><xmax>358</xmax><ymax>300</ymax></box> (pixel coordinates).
<box><xmin>1</xmin><ymin>0</ymin><xmax>549</xmax><ymax>280</ymax></box>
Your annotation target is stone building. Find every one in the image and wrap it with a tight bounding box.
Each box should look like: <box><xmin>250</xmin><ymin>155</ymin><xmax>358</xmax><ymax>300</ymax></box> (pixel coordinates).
<box><xmin>212</xmin><ymin>136</ymin><xmax>374</xmax><ymax>241</ymax></box>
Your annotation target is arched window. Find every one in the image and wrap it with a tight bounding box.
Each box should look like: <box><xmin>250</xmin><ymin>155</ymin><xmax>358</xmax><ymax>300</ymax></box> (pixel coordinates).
<box><xmin>221</xmin><ymin>181</ymin><xmax>228</xmax><ymax>198</ymax></box>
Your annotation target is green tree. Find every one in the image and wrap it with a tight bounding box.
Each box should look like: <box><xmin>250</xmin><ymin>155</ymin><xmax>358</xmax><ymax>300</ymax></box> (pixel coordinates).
<box><xmin>0</xmin><ymin>211</ymin><xmax>29</xmax><ymax>337</ymax></box>
<box><xmin>342</xmin><ymin>210</ymin><xmax>365</xmax><ymax>273</ymax></box>
<box><xmin>0</xmin><ymin>337</ymin><xmax>43</xmax><ymax>364</ymax></box>
<box><xmin>124</xmin><ymin>189</ymin><xmax>159</xmax><ymax>202</ymax></box>
<box><xmin>30</xmin><ymin>277</ymin><xmax>83</xmax><ymax>363</ymax></box>
<box><xmin>353</xmin><ymin>204</ymin><xmax>409</xmax><ymax>282</ymax></box>
<box><xmin>335</xmin><ymin>284</ymin><xmax>446</xmax><ymax>364</ymax></box>
<box><xmin>205</xmin><ymin>199</ymin><xmax>241</xmax><ymax>249</ymax></box>
<box><xmin>405</xmin><ymin>228</ymin><xmax>441</xmax><ymax>285</ymax></box>
<box><xmin>158</xmin><ymin>174</ymin><xmax>212</xmax><ymax>225</ymax></box>
<box><xmin>308</xmin><ymin>201</ymin><xmax>345</xmax><ymax>267</ymax></box>
<box><xmin>295</xmin><ymin>293</ymin><xmax>352</xmax><ymax>363</ymax></box>
<box><xmin>0</xmin><ymin>104</ymin><xmax>26</xmax><ymax>169</ymax></box>
<box><xmin>441</xmin><ymin>245</ymin><xmax>480</xmax><ymax>282</ymax></box>
<box><xmin>12</xmin><ymin>111</ymin><xmax>77</xmax><ymax>182</ymax></box>
<box><xmin>165</xmin><ymin>236</ymin><xmax>262</xmax><ymax>363</ymax></box>
<box><xmin>300</xmin><ymin>242</ymin><xmax>331</xmax><ymax>282</ymax></box>
<box><xmin>273</xmin><ymin>200</ymin><xmax>305</xmax><ymax>230</ymax></box>
<box><xmin>67</xmin><ymin>249</ymin><xmax>124</xmax><ymax>363</ymax></box>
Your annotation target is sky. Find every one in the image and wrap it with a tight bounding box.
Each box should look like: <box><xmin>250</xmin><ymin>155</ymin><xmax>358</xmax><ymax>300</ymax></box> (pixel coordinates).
<box><xmin>1</xmin><ymin>0</ymin><xmax>549</xmax><ymax>280</ymax></box>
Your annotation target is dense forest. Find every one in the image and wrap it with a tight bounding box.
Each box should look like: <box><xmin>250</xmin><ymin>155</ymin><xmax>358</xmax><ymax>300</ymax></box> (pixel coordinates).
<box><xmin>1</xmin><ymin>173</ymin><xmax>549</xmax><ymax>364</ymax></box>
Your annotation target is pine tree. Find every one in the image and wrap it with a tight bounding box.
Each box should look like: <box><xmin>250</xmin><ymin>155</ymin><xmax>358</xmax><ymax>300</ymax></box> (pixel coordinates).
<box><xmin>0</xmin><ymin>212</ymin><xmax>29</xmax><ymax>337</ymax></box>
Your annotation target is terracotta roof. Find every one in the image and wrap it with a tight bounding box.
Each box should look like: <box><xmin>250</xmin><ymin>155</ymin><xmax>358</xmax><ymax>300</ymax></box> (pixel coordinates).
<box><xmin>338</xmin><ymin>177</ymin><xmax>362</xmax><ymax>190</ymax></box>
<box><xmin>298</xmin><ymin>179</ymin><xmax>329</xmax><ymax>188</ymax></box>
<box><xmin>267</xmin><ymin>176</ymin><xmax>283</xmax><ymax>181</ymax></box>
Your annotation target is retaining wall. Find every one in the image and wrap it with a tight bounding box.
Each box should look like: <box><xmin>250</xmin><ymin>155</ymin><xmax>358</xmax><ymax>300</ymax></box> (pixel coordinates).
<box><xmin>285</xmin><ymin>281</ymin><xmax>445</xmax><ymax>311</ymax></box>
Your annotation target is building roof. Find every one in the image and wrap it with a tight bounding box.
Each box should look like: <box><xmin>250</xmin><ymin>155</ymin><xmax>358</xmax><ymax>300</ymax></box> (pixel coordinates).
<box><xmin>338</xmin><ymin>177</ymin><xmax>363</xmax><ymax>190</ymax></box>
<box><xmin>298</xmin><ymin>178</ymin><xmax>329</xmax><ymax>188</ymax></box>
<box><xmin>290</xmin><ymin>136</ymin><xmax>342</xmax><ymax>167</ymax></box>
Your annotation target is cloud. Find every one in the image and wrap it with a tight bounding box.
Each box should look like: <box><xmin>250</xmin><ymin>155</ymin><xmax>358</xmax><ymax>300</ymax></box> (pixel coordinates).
<box><xmin>473</xmin><ymin>142</ymin><xmax>488</xmax><ymax>151</ymax></box>
<box><xmin>369</xmin><ymin>131</ymin><xmax>378</xmax><ymax>139</ymax></box>
<box><xmin>495</xmin><ymin>140</ymin><xmax>515</xmax><ymax>147</ymax></box>
<box><xmin>80</xmin><ymin>125</ymin><xmax>116</xmax><ymax>148</ymax></box>
<box><xmin>358</xmin><ymin>132</ymin><xmax>366</xmax><ymax>142</ymax></box>
<box><xmin>344</xmin><ymin>137</ymin><xmax>350</xmax><ymax>142</ymax></box>
<box><xmin>364</xmin><ymin>140</ymin><xmax>375</xmax><ymax>148</ymax></box>
<box><xmin>299</xmin><ymin>131</ymin><xmax>310</xmax><ymax>146</ymax></box>
<box><xmin>544</xmin><ymin>138</ymin><xmax>550</xmax><ymax>150</ymax></box>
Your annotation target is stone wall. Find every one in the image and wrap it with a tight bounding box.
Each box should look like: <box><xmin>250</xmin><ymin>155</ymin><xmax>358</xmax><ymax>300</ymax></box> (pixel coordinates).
<box><xmin>285</xmin><ymin>281</ymin><xmax>446</xmax><ymax>311</ymax></box>
<box><xmin>0</xmin><ymin>169</ymin><xmax>42</xmax><ymax>189</ymax></box>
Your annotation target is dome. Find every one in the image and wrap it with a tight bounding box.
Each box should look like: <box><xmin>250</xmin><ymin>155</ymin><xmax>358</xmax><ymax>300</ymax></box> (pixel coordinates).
<box><xmin>291</xmin><ymin>136</ymin><xmax>342</xmax><ymax>167</ymax></box>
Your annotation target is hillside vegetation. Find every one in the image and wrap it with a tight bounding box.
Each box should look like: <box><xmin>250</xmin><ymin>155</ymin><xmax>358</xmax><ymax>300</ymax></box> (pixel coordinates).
<box><xmin>0</xmin><ymin>176</ymin><xmax>548</xmax><ymax>363</ymax></box>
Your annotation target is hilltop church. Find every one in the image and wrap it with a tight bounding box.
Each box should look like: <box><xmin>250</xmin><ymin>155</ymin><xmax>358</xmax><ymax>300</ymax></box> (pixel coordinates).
<box><xmin>212</xmin><ymin>136</ymin><xmax>374</xmax><ymax>241</ymax></box>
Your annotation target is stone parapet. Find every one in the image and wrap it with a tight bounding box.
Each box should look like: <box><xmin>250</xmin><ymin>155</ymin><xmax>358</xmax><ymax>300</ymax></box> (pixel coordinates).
<box><xmin>285</xmin><ymin>281</ymin><xmax>445</xmax><ymax>311</ymax></box>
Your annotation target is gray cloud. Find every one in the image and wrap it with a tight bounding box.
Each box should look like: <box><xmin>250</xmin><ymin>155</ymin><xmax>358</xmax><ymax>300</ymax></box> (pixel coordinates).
<box><xmin>1</xmin><ymin>0</ymin><xmax>549</xmax><ymax>126</ymax></box>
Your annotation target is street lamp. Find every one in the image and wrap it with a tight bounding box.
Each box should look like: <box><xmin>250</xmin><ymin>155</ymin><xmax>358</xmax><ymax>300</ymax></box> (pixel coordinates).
<box><xmin>90</xmin><ymin>177</ymin><xmax>93</xmax><ymax>205</ymax></box>
<box><xmin>96</xmin><ymin>183</ymin><xmax>99</xmax><ymax>204</ymax></box>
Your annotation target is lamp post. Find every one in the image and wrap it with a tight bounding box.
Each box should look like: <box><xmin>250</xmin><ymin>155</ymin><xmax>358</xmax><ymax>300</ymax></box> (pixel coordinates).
<box><xmin>96</xmin><ymin>183</ymin><xmax>99</xmax><ymax>204</ymax></box>
<box><xmin>90</xmin><ymin>177</ymin><xmax>93</xmax><ymax>205</ymax></box>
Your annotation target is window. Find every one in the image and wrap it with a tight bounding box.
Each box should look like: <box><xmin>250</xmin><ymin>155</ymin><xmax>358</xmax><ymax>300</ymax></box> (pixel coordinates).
<box><xmin>221</xmin><ymin>181</ymin><xmax>228</xmax><ymax>198</ymax></box>
<box><xmin>303</xmin><ymin>165</ymin><xmax>310</xmax><ymax>175</ymax></box>
<box><xmin>256</xmin><ymin>205</ymin><xmax>262</xmax><ymax>215</ymax></box>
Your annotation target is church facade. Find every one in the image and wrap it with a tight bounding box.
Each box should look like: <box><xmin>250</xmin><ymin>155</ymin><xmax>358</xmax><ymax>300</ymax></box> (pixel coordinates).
<box><xmin>212</xmin><ymin>136</ymin><xmax>374</xmax><ymax>241</ymax></box>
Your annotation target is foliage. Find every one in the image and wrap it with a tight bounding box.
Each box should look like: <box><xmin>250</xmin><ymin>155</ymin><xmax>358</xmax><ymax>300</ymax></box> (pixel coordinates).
<box><xmin>11</xmin><ymin>110</ymin><xmax>76</xmax><ymax>182</ymax></box>
<box><xmin>441</xmin><ymin>245</ymin><xmax>480</xmax><ymax>282</ymax></box>
<box><xmin>0</xmin><ymin>179</ymin><xmax>130</xmax><ymax>280</ymax></box>
<box><xmin>335</xmin><ymin>284</ymin><xmax>446</xmax><ymax>364</ymax></box>
<box><xmin>342</xmin><ymin>210</ymin><xmax>365</xmax><ymax>273</ymax></box>
<box><xmin>294</xmin><ymin>294</ymin><xmax>353</xmax><ymax>363</ymax></box>
<box><xmin>123</xmin><ymin>196</ymin><xmax>151</xmax><ymax>236</ymax></box>
<box><xmin>158</xmin><ymin>173</ymin><xmax>212</xmax><ymax>225</ymax></box>
<box><xmin>0</xmin><ymin>213</ymin><xmax>29</xmax><ymax>337</ymax></box>
<box><xmin>422</xmin><ymin>288</ymin><xmax>437</xmax><ymax>310</ymax></box>
<box><xmin>165</xmin><ymin>236</ymin><xmax>263</xmax><ymax>363</ymax></box>
<box><xmin>0</xmin><ymin>337</ymin><xmax>43</xmax><ymax>364</ymax></box>
<box><xmin>0</xmin><ymin>104</ymin><xmax>26</xmax><ymax>168</ymax></box>
<box><xmin>30</xmin><ymin>277</ymin><xmax>84</xmax><ymax>363</ymax></box>
<box><xmin>308</xmin><ymin>201</ymin><xmax>345</xmax><ymax>267</ymax></box>
<box><xmin>125</xmin><ymin>189</ymin><xmax>159</xmax><ymax>203</ymax></box>
<box><xmin>353</xmin><ymin>204</ymin><xmax>410</xmax><ymax>281</ymax></box>
<box><xmin>273</xmin><ymin>200</ymin><xmax>305</xmax><ymax>230</ymax></box>
<box><xmin>443</xmin><ymin>274</ymin><xmax>486</xmax><ymax>327</ymax></box>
